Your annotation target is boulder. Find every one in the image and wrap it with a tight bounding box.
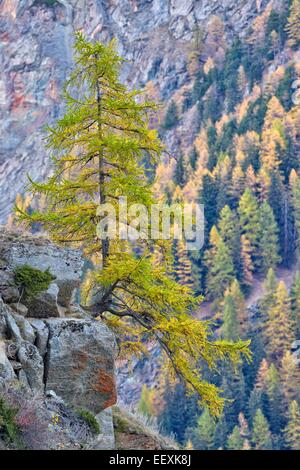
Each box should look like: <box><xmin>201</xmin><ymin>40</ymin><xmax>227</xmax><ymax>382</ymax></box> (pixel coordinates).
<box><xmin>45</xmin><ymin>318</ymin><xmax>117</xmax><ymax>414</ymax></box>
<box><xmin>0</xmin><ymin>230</ymin><xmax>84</xmax><ymax>317</ymax></box>
<box><xmin>25</xmin><ymin>283</ymin><xmax>60</xmax><ymax>319</ymax></box>
<box><xmin>18</xmin><ymin>341</ymin><xmax>44</xmax><ymax>391</ymax></box>
<box><xmin>30</xmin><ymin>319</ymin><xmax>49</xmax><ymax>357</ymax></box>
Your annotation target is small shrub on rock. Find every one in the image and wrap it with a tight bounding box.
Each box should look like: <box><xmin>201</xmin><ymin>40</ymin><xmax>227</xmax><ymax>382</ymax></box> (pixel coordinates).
<box><xmin>13</xmin><ymin>264</ymin><xmax>55</xmax><ymax>300</ymax></box>
<box><xmin>77</xmin><ymin>409</ymin><xmax>100</xmax><ymax>435</ymax></box>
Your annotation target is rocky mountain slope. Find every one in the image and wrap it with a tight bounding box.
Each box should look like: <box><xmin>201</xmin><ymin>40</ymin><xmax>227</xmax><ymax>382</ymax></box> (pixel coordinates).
<box><xmin>0</xmin><ymin>228</ymin><xmax>174</xmax><ymax>449</ymax></box>
<box><xmin>0</xmin><ymin>0</ymin><xmax>271</xmax><ymax>223</ymax></box>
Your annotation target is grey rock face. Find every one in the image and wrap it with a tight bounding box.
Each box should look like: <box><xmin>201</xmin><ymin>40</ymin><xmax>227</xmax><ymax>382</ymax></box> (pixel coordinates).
<box><xmin>0</xmin><ymin>0</ymin><xmax>270</xmax><ymax>223</ymax></box>
<box><xmin>18</xmin><ymin>341</ymin><xmax>44</xmax><ymax>390</ymax></box>
<box><xmin>45</xmin><ymin>318</ymin><xmax>117</xmax><ymax>414</ymax></box>
<box><xmin>0</xmin><ymin>340</ymin><xmax>16</xmax><ymax>383</ymax></box>
<box><xmin>26</xmin><ymin>282</ymin><xmax>60</xmax><ymax>318</ymax></box>
<box><xmin>0</xmin><ymin>228</ymin><xmax>84</xmax><ymax>317</ymax></box>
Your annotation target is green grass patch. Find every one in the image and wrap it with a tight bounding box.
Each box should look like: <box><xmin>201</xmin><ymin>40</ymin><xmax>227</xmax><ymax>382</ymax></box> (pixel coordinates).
<box><xmin>77</xmin><ymin>408</ymin><xmax>100</xmax><ymax>435</ymax></box>
<box><xmin>0</xmin><ymin>396</ymin><xmax>20</xmax><ymax>445</ymax></box>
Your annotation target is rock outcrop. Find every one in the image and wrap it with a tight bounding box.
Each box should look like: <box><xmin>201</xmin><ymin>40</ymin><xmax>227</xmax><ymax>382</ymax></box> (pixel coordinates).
<box><xmin>0</xmin><ymin>0</ymin><xmax>271</xmax><ymax>223</ymax></box>
<box><xmin>0</xmin><ymin>228</ymin><xmax>117</xmax><ymax>449</ymax></box>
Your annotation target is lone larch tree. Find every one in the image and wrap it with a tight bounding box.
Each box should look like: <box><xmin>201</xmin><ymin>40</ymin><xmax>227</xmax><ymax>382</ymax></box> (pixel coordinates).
<box><xmin>16</xmin><ymin>33</ymin><xmax>250</xmax><ymax>416</ymax></box>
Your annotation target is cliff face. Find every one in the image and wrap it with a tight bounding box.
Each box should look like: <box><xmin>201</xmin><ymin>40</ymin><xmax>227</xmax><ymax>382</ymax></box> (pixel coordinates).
<box><xmin>0</xmin><ymin>228</ymin><xmax>117</xmax><ymax>449</ymax></box>
<box><xmin>0</xmin><ymin>0</ymin><xmax>270</xmax><ymax>222</ymax></box>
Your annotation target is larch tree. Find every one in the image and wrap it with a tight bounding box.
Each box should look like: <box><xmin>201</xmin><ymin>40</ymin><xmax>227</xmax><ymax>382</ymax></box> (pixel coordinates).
<box><xmin>264</xmin><ymin>281</ymin><xmax>295</xmax><ymax>364</ymax></box>
<box><xmin>225</xmin><ymin>279</ymin><xmax>247</xmax><ymax>334</ymax></box>
<box><xmin>286</xmin><ymin>0</ymin><xmax>300</xmax><ymax>48</ymax></box>
<box><xmin>15</xmin><ymin>33</ymin><xmax>250</xmax><ymax>416</ymax></box>
<box><xmin>240</xmin><ymin>234</ymin><xmax>254</xmax><ymax>289</ymax></box>
<box><xmin>290</xmin><ymin>271</ymin><xmax>300</xmax><ymax>335</ymax></box>
<box><xmin>280</xmin><ymin>351</ymin><xmax>300</xmax><ymax>406</ymax></box>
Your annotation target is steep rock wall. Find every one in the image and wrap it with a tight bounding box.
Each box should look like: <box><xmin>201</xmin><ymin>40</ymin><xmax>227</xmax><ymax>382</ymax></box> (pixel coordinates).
<box><xmin>0</xmin><ymin>0</ymin><xmax>271</xmax><ymax>222</ymax></box>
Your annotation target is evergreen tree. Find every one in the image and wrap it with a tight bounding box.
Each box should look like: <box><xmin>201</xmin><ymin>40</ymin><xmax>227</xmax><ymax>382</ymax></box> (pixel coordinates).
<box><xmin>265</xmin><ymin>363</ymin><xmax>285</xmax><ymax>435</ymax></box>
<box><xmin>227</xmin><ymin>425</ymin><xmax>244</xmax><ymax>450</ymax></box>
<box><xmin>258</xmin><ymin>201</ymin><xmax>281</xmax><ymax>274</ymax></box>
<box><xmin>163</xmin><ymin>100</ymin><xmax>178</xmax><ymax>129</ymax></box>
<box><xmin>238</xmin><ymin>189</ymin><xmax>261</xmax><ymax>268</ymax></box>
<box><xmin>199</xmin><ymin>172</ymin><xmax>218</xmax><ymax>245</ymax></box>
<box><xmin>218</xmin><ymin>205</ymin><xmax>240</xmax><ymax>273</ymax></box>
<box><xmin>290</xmin><ymin>169</ymin><xmax>300</xmax><ymax>254</ymax></box>
<box><xmin>189</xmin><ymin>147</ymin><xmax>199</xmax><ymax>171</ymax></box>
<box><xmin>16</xmin><ymin>34</ymin><xmax>249</xmax><ymax>415</ymax></box>
<box><xmin>205</xmin><ymin>238</ymin><xmax>235</xmax><ymax>300</ymax></box>
<box><xmin>221</xmin><ymin>291</ymin><xmax>240</xmax><ymax>341</ymax></box>
<box><xmin>193</xmin><ymin>409</ymin><xmax>216</xmax><ymax>450</ymax></box>
<box><xmin>284</xmin><ymin>401</ymin><xmax>300</xmax><ymax>450</ymax></box>
<box><xmin>174</xmin><ymin>154</ymin><xmax>186</xmax><ymax>188</ymax></box>
<box><xmin>252</xmin><ymin>409</ymin><xmax>273</xmax><ymax>450</ymax></box>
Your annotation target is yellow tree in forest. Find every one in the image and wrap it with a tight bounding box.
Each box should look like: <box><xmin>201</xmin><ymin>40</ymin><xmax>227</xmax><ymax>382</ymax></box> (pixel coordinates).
<box><xmin>16</xmin><ymin>33</ymin><xmax>250</xmax><ymax>416</ymax></box>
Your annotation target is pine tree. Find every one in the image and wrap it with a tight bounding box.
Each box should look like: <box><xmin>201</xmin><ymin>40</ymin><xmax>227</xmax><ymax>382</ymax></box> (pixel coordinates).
<box><xmin>265</xmin><ymin>281</ymin><xmax>295</xmax><ymax>364</ymax></box>
<box><xmin>238</xmin><ymin>189</ymin><xmax>261</xmax><ymax>268</ymax></box>
<box><xmin>163</xmin><ymin>100</ymin><xmax>178</xmax><ymax>129</ymax></box>
<box><xmin>193</xmin><ymin>409</ymin><xmax>216</xmax><ymax>450</ymax></box>
<box><xmin>16</xmin><ymin>34</ymin><xmax>249</xmax><ymax>416</ymax></box>
<box><xmin>189</xmin><ymin>147</ymin><xmax>199</xmax><ymax>171</ymax></box>
<box><xmin>205</xmin><ymin>238</ymin><xmax>235</xmax><ymax>301</ymax></box>
<box><xmin>221</xmin><ymin>291</ymin><xmax>240</xmax><ymax>341</ymax></box>
<box><xmin>284</xmin><ymin>401</ymin><xmax>300</xmax><ymax>450</ymax></box>
<box><xmin>258</xmin><ymin>201</ymin><xmax>281</xmax><ymax>274</ymax></box>
<box><xmin>199</xmin><ymin>172</ymin><xmax>217</xmax><ymax>245</ymax></box>
<box><xmin>227</xmin><ymin>425</ymin><xmax>244</xmax><ymax>450</ymax></box>
<box><xmin>218</xmin><ymin>205</ymin><xmax>240</xmax><ymax>273</ymax></box>
<box><xmin>286</xmin><ymin>0</ymin><xmax>300</xmax><ymax>48</ymax></box>
<box><xmin>265</xmin><ymin>363</ymin><xmax>285</xmax><ymax>435</ymax></box>
<box><xmin>290</xmin><ymin>169</ymin><xmax>300</xmax><ymax>254</ymax></box>
<box><xmin>174</xmin><ymin>154</ymin><xmax>186</xmax><ymax>188</ymax></box>
<box><xmin>252</xmin><ymin>409</ymin><xmax>273</xmax><ymax>450</ymax></box>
